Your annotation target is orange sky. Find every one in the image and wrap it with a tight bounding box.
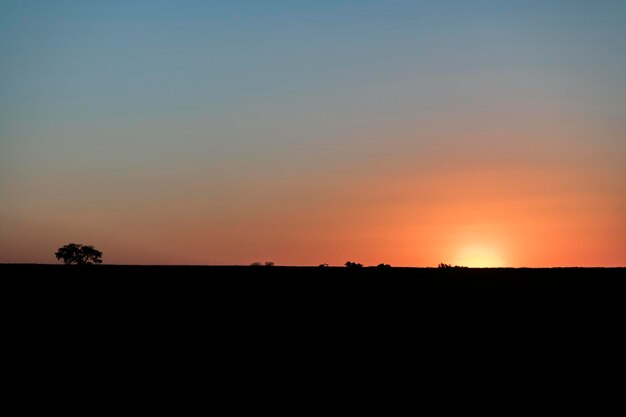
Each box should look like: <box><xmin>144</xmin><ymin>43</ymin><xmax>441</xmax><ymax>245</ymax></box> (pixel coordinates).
<box><xmin>2</xmin><ymin>119</ymin><xmax>623</xmax><ymax>266</ymax></box>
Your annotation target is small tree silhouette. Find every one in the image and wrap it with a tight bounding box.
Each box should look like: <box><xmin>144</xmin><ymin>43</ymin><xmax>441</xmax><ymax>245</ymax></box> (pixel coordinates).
<box><xmin>438</xmin><ymin>263</ymin><xmax>467</xmax><ymax>269</ymax></box>
<box><xmin>55</xmin><ymin>243</ymin><xmax>103</xmax><ymax>265</ymax></box>
<box><xmin>345</xmin><ymin>261</ymin><xmax>363</xmax><ymax>268</ymax></box>
<box><xmin>251</xmin><ymin>261</ymin><xmax>274</xmax><ymax>267</ymax></box>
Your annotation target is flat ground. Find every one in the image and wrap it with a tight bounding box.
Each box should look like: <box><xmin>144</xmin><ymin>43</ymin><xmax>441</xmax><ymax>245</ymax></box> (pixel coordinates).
<box><xmin>3</xmin><ymin>264</ymin><xmax>625</xmax><ymax>341</ymax></box>
<box><xmin>2</xmin><ymin>264</ymin><xmax>624</xmax><ymax>296</ymax></box>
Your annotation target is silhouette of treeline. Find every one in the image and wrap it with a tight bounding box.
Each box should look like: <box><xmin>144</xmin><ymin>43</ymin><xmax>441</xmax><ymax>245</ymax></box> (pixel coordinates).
<box><xmin>54</xmin><ymin>243</ymin><xmax>471</xmax><ymax>269</ymax></box>
<box><xmin>438</xmin><ymin>263</ymin><xmax>469</xmax><ymax>269</ymax></box>
<box><xmin>247</xmin><ymin>261</ymin><xmax>457</xmax><ymax>268</ymax></box>
<box><xmin>55</xmin><ymin>243</ymin><xmax>472</xmax><ymax>269</ymax></box>
<box><xmin>248</xmin><ymin>261</ymin><xmax>462</xmax><ymax>268</ymax></box>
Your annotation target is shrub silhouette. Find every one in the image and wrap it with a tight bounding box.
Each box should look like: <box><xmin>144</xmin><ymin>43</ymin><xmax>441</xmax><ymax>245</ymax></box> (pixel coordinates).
<box><xmin>438</xmin><ymin>263</ymin><xmax>468</xmax><ymax>269</ymax></box>
<box><xmin>376</xmin><ymin>263</ymin><xmax>391</xmax><ymax>268</ymax></box>
<box><xmin>319</xmin><ymin>263</ymin><xmax>329</xmax><ymax>268</ymax></box>
<box><xmin>55</xmin><ymin>243</ymin><xmax>103</xmax><ymax>265</ymax></box>
<box><xmin>250</xmin><ymin>261</ymin><xmax>275</xmax><ymax>267</ymax></box>
<box><xmin>345</xmin><ymin>261</ymin><xmax>363</xmax><ymax>268</ymax></box>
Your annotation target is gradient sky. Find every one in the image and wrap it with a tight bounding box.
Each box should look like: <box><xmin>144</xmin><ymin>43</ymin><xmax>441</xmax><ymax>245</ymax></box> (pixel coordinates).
<box><xmin>1</xmin><ymin>1</ymin><xmax>625</xmax><ymax>266</ymax></box>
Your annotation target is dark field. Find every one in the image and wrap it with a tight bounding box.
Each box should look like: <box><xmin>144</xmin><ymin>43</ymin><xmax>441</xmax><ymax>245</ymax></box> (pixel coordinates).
<box><xmin>3</xmin><ymin>264</ymin><xmax>625</xmax><ymax>297</ymax></box>
<box><xmin>4</xmin><ymin>264</ymin><xmax>626</xmax><ymax>350</ymax></box>
<box><xmin>5</xmin><ymin>264</ymin><xmax>626</xmax><ymax>336</ymax></box>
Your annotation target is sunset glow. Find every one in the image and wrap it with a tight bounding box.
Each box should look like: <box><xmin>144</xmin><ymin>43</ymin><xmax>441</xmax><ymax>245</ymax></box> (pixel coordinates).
<box><xmin>1</xmin><ymin>1</ymin><xmax>625</xmax><ymax>267</ymax></box>
<box><xmin>454</xmin><ymin>246</ymin><xmax>506</xmax><ymax>268</ymax></box>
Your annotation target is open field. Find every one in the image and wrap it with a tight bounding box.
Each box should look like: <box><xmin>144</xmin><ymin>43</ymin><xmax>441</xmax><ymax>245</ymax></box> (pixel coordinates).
<box><xmin>4</xmin><ymin>264</ymin><xmax>625</xmax><ymax>345</ymax></box>
<box><xmin>3</xmin><ymin>264</ymin><xmax>625</xmax><ymax>297</ymax></box>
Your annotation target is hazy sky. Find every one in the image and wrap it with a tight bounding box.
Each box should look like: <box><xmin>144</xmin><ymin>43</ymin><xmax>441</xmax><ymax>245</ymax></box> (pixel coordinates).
<box><xmin>1</xmin><ymin>1</ymin><xmax>625</xmax><ymax>266</ymax></box>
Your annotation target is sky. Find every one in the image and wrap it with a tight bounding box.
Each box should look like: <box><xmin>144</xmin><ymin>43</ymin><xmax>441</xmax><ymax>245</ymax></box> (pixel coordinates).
<box><xmin>1</xmin><ymin>0</ymin><xmax>625</xmax><ymax>266</ymax></box>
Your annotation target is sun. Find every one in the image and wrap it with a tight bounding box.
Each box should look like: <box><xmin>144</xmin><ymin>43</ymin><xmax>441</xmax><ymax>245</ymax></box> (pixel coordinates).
<box><xmin>454</xmin><ymin>245</ymin><xmax>506</xmax><ymax>268</ymax></box>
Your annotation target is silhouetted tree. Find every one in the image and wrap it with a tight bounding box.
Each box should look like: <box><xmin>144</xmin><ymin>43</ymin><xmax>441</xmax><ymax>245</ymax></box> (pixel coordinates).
<box><xmin>345</xmin><ymin>261</ymin><xmax>363</xmax><ymax>268</ymax></box>
<box><xmin>438</xmin><ymin>263</ymin><xmax>467</xmax><ymax>269</ymax></box>
<box><xmin>55</xmin><ymin>243</ymin><xmax>103</xmax><ymax>265</ymax></box>
<box><xmin>264</xmin><ymin>261</ymin><xmax>275</xmax><ymax>267</ymax></box>
<box><xmin>319</xmin><ymin>263</ymin><xmax>329</xmax><ymax>268</ymax></box>
<box><xmin>376</xmin><ymin>263</ymin><xmax>391</xmax><ymax>268</ymax></box>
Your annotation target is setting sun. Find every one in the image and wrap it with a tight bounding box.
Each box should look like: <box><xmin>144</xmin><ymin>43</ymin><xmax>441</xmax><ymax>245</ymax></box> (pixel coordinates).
<box><xmin>454</xmin><ymin>246</ymin><xmax>506</xmax><ymax>268</ymax></box>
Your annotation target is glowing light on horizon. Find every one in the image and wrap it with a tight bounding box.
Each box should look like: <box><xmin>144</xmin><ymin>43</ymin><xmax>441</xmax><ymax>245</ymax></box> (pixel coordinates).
<box><xmin>454</xmin><ymin>245</ymin><xmax>506</xmax><ymax>268</ymax></box>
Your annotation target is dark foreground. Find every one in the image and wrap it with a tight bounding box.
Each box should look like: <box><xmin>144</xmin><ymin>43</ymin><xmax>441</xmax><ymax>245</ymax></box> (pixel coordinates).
<box><xmin>5</xmin><ymin>263</ymin><xmax>626</xmax><ymax>338</ymax></box>
<box><xmin>4</xmin><ymin>264</ymin><xmax>626</xmax><ymax>364</ymax></box>
<box><xmin>3</xmin><ymin>264</ymin><xmax>625</xmax><ymax>297</ymax></box>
